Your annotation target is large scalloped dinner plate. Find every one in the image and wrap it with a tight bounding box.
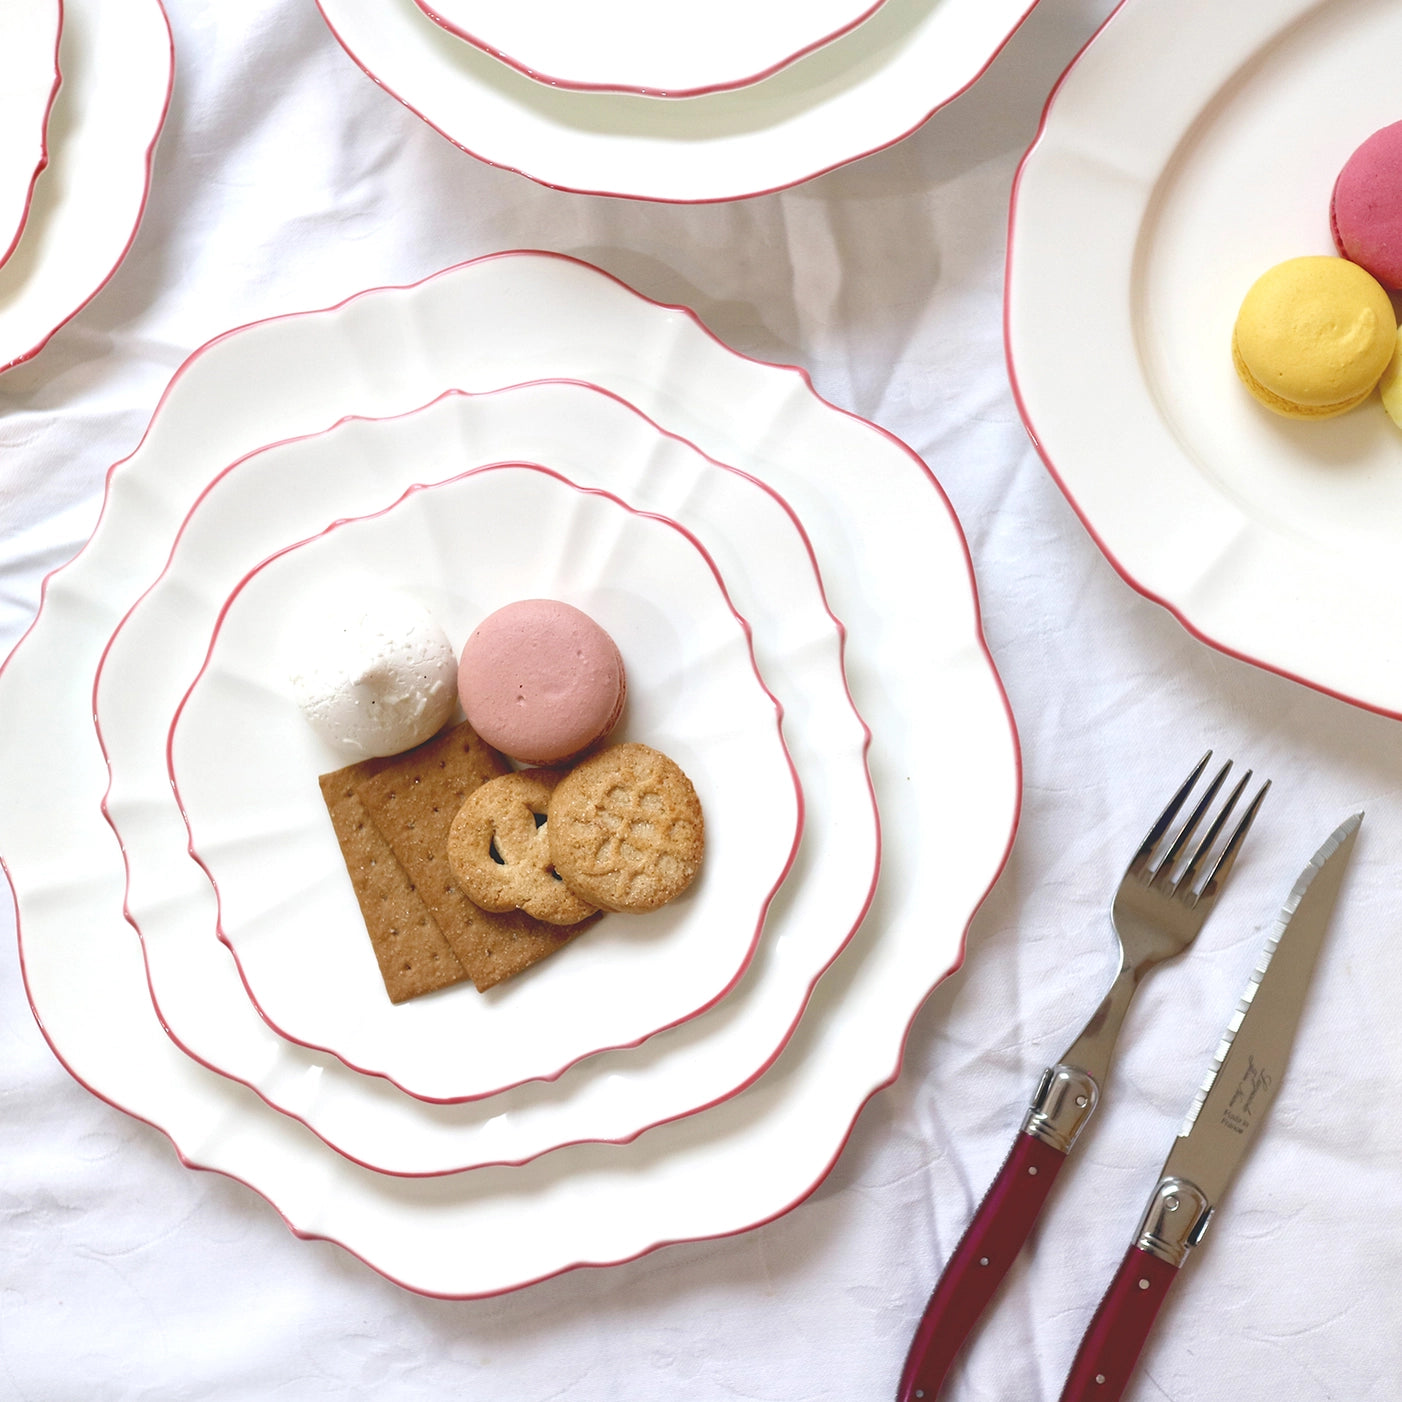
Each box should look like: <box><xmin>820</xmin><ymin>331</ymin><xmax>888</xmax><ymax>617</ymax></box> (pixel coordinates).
<box><xmin>1007</xmin><ymin>0</ymin><xmax>1402</xmax><ymax>719</ymax></box>
<box><xmin>315</xmin><ymin>0</ymin><xmax>1041</xmax><ymax>202</ymax></box>
<box><xmin>96</xmin><ymin>380</ymin><xmax>868</xmax><ymax>1173</ymax></box>
<box><xmin>164</xmin><ymin>457</ymin><xmax>801</xmax><ymax>1103</ymax></box>
<box><xmin>413</xmin><ymin>0</ymin><xmax>888</xmax><ymax>98</ymax></box>
<box><xmin>0</xmin><ymin>0</ymin><xmax>171</xmax><ymax>373</ymax></box>
<box><xmin>0</xmin><ymin>0</ymin><xmax>62</xmax><ymax>270</ymax></box>
<box><xmin>0</xmin><ymin>251</ymin><xmax>1018</xmax><ymax>1297</ymax></box>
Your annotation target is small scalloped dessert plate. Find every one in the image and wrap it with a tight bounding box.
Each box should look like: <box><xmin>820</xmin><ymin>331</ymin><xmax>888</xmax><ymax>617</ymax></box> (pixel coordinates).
<box><xmin>0</xmin><ymin>0</ymin><xmax>171</xmax><ymax>373</ymax></box>
<box><xmin>0</xmin><ymin>0</ymin><xmax>62</xmax><ymax>270</ymax></box>
<box><xmin>96</xmin><ymin>377</ymin><xmax>872</xmax><ymax>1173</ymax></box>
<box><xmin>166</xmin><ymin>458</ymin><xmax>801</xmax><ymax>1103</ymax></box>
<box><xmin>1</xmin><ymin>251</ymin><xmax>1015</xmax><ymax>1295</ymax></box>
<box><xmin>412</xmin><ymin>0</ymin><xmax>887</xmax><ymax>98</ymax></box>
<box><xmin>1007</xmin><ymin>0</ymin><xmax>1402</xmax><ymax>719</ymax></box>
<box><xmin>315</xmin><ymin>0</ymin><xmax>1041</xmax><ymax>201</ymax></box>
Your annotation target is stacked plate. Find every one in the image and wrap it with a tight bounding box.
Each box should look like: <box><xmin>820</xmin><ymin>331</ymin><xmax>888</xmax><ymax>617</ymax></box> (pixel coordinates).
<box><xmin>0</xmin><ymin>250</ymin><xmax>1019</xmax><ymax>1296</ymax></box>
<box><xmin>313</xmin><ymin>0</ymin><xmax>1044</xmax><ymax>200</ymax></box>
<box><xmin>0</xmin><ymin>0</ymin><xmax>172</xmax><ymax>373</ymax></box>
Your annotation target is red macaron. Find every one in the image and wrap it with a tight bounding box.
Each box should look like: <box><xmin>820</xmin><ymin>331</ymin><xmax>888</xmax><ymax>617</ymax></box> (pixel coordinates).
<box><xmin>457</xmin><ymin>599</ymin><xmax>626</xmax><ymax>765</ymax></box>
<box><xmin>1331</xmin><ymin>119</ymin><xmax>1402</xmax><ymax>291</ymax></box>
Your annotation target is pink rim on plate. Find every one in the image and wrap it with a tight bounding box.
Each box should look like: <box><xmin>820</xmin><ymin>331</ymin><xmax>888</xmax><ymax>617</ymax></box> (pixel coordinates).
<box><xmin>1</xmin><ymin>0</ymin><xmax>171</xmax><ymax>374</ymax></box>
<box><xmin>0</xmin><ymin>0</ymin><xmax>63</xmax><ymax>271</ymax></box>
<box><xmin>312</xmin><ymin>0</ymin><xmax>1043</xmax><ymax>203</ymax></box>
<box><xmin>411</xmin><ymin>0</ymin><xmax>889</xmax><ymax>99</ymax></box>
<box><xmin>1007</xmin><ymin>0</ymin><xmax>1402</xmax><ymax>721</ymax></box>
<box><xmin>92</xmin><ymin>375</ymin><xmax>873</xmax><ymax>1175</ymax></box>
<box><xmin>1</xmin><ymin>251</ymin><xmax>1016</xmax><ymax>1295</ymax></box>
<box><xmin>164</xmin><ymin>458</ymin><xmax>803</xmax><ymax>1104</ymax></box>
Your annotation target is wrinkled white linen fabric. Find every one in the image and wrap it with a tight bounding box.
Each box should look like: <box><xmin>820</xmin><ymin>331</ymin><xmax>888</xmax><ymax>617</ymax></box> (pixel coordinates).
<box><xmin>2</xmin><ymin>0</ymin><xmax>1400</xmax><ymax>1397</ymax></box>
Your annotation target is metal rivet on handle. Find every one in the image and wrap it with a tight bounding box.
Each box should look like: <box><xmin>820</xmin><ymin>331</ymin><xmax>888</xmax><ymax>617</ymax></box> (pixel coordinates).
<box><xmin>1028</xmin><ymin>1166</ymin><xmax>1038</xmax><ymax>1176</ymax></box>
<box><xmin>978</xmin><ymin>1257</ymin><xmax>989</xmax><ymax>1267</ymax></box>
<box><xmin>1138</xmin><ymin>1278</ymin><xmax>1150</xmax><ymax>1290</ymax></box>
<box><xmin>1095</xmin><ymin>1375</ymin><xmax>1106</xmax><ymax>1386</ymax></box>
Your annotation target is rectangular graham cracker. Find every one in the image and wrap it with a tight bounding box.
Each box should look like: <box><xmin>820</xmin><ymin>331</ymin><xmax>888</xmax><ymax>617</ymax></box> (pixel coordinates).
<box><xmin>317</xmin><ymin>772</ymin><xmax>467</xmax><ymax>1004</ymax></box>
<box><xmin>329</xmin><ymin>721</ymin><xmax>595</xmax><ymax>993</ymax></box>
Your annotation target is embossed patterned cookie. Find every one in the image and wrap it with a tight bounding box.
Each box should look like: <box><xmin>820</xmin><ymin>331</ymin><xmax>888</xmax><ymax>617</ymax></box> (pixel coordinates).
<box><xmin>547</xmin><ymin>743</ymin><xmax>704</xmax><ymax>913</ymax></box>
<box><xmin>447</xmin><ymin>769</ymin><xmax>598</xmax><ymax>927</ymax></box>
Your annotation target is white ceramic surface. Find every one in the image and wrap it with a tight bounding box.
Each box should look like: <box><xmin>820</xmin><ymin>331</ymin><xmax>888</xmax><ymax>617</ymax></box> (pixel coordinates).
<box><xmin>0</xmin><ymin>0</ymin><xmax>62</xmax><ymax>269</ymax></box>
<box><xmin>0</xmin><ymin>0</ymin><xmax>171</xmax><ymax>372</ymax></box>
<box><xmin>0</xmin><ymin>252</ymin><xmax>1017</xmax><ymax>1296</ymax></box>
<box><xmin>1007</xmin><ymin>0</ymin><xmax>1402</xmax><ymax>719</ymax></box>
<box><xmin>413</xmin><ymin>0</ymin><xmax>886</xmax><ymax>97</ymax></box>
<box><xmin>315</xmin><ymin>0</ymin><xmax>1039</xmax><ymax>201</ymax></box>
<box><xmin>167</xmin><ymin>458</ymin><xmax>800</xmax><ymax>1102</ymax></box>
<box><xmin>97</xmin><ymin>379</ymin><xmax>870</xmax><ymax>1174</ymax></box>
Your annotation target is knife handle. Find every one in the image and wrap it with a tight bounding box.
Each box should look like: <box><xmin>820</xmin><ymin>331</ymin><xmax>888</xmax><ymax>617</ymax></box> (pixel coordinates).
<box><xmin>896</xmin><ymin>1132</ymin><xmax>1068</xmax><ymax>1401</ymax></box>
<box><xmin>1057</xmin><ymin>1246</ymin><xmax>1178</xmax><ymax>1402</ymax></box>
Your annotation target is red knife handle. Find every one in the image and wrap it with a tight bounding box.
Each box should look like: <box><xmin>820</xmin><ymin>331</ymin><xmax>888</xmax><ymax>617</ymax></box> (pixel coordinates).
<box><xmin>896</xmin><ymin>1132</ymin><xmax>1068</xmax><ymax>1401</ymax></box>
<box><xmin>1057</xmin><ymin>1246</ymin><xmax>1179</xmax><ymax>1402</ymax></box>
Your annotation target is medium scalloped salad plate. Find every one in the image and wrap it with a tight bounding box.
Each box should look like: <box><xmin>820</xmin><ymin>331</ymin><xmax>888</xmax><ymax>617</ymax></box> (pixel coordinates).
<box><xmin>96</xmin><ymin>379</ymin><xmax>872</xmax><ymax>1172</ymax></box>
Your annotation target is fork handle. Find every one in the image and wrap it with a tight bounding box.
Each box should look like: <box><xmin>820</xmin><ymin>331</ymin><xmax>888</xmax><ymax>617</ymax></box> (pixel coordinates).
<box><xmin>896</xmin><ymin>1132</ymin><xmax>1068</xmax><ymax>1401</ymax></box>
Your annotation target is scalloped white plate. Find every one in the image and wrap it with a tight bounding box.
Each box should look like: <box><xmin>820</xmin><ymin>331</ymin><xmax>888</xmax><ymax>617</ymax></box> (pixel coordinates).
<box><xmin>96</xmin><ymin>379</ymin><xmax>868</xmax><ymax>1173</ymax></box>
<box><xmin>1007</xmin><ymin>0</ymin><xmax>1402</xmax><ymax>719</ymax></box>
<box><xmin>0</xmin><ymin>0</ymin><xmax>171</xmax><ymax>373</ymax></box>
<box><xmin>167</xmin><ymin>459</ymin><xmax>800</xmax><ymax>1103</ymax></box>
<box><xmin>315</xmin><ymin>0</ymin><xmax>1039</xmax><ymax>201</ymax></box>
<box><xmin>0</xmin><ymin>0</ymin><xmax>62</xmax><ymax>269</ymax></box>
<box><xmin>1</xmin><ymin>252</ymin><xmax>1017</xmax><ymax>1296</ymax></box>
<box><xmin>412</xmin><ymin>0</ymin><xmax>886</xmax><ymax>97</ymax></box>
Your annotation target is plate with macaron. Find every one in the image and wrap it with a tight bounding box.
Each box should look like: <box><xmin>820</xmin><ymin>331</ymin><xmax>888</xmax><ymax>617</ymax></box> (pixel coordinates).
<box><xmin>7</xmin><ymin>250</ymin><xmax>1014</xmax><ymax>1297</ymax></box>
<box><xmin>166</xmin><ymin>459</ymin><xmax>801</xmax><ymax>1104</ymax></box>
<box><xmin>95</xmin><ymin>376</ymin><xmax>878</xmax><ymax>1172</ymax></box>
<box><xmin>1008</xmin><ymin>0</ymin><xmax>1402</xmax><ymax>719</ymax></box>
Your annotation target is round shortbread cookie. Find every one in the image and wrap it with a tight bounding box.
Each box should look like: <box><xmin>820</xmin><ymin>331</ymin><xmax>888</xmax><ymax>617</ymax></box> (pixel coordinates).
<box><xmin>447</xmin><ymin>769</ymin><xmax>598</xmax><ymax>926</ymax></box>
<box><xmin>547</xmin><ymin>743</ymin><xmax>704</xmax><ymax>913</ymax></box>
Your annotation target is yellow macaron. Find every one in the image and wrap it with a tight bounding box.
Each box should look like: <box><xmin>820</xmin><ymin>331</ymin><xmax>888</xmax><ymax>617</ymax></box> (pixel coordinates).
<box><xmin>1231</xmin><ymin>255</ymin><xmax>1397</xmax><ymax>419</ymax></box>
<box><xmin>1380</xmin><ymin>326</ymin><xmax>1402</xmax><ymax>428</ymax></box>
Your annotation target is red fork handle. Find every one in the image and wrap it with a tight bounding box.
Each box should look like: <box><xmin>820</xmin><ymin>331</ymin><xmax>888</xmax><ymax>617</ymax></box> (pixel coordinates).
<box><xmin>896</xmin><ymin>1133</ymin><xmax>1068</xmax><ymax>1401</ymax></box>
<box><xmin>1057</xmin><ymin>1246</ymin><xmax>1179</xmax><ymax>1402</ymax></box>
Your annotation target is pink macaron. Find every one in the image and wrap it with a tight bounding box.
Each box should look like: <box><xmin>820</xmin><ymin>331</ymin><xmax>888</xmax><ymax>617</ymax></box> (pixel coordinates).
<box><xmin>458</xmin><ymin>599</ymin><xmax>626</xmax><ymax>765</ymax></box>
<box><xmin>1331</xmin><ymin>120</ymin><xmax>1402</xmax><ymax>290</ymax></box>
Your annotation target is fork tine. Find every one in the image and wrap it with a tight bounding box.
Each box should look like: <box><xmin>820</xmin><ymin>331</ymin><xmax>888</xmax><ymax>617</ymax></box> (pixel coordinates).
<box><xmin>1176</xmin><ymin>768</ymin><xmax>1251</xmax><ymax>892</ymax></box>
<box><xmin>1128</xmin><ymin>750</ymin><xmax>1212</xmax><ymax>877</ymax></box>
<box><xmin>1192</xmin><ymin>776</ymin><xmax>1270</xmax><ymax>907</ymax></box>
<box><xmin>1148</xmin><ymin>758</ymin><xmax>1232</xmax><ymax>888</ymax></box>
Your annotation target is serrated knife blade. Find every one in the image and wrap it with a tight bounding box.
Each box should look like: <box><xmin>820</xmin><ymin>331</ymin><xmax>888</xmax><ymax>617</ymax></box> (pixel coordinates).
<box><xmin>1057</xmin><ymin>812</ymin><xmax>1362</xmax><ymax>1402</ymax></box>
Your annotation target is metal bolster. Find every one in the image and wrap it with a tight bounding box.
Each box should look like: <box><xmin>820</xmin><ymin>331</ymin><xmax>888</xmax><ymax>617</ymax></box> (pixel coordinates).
<box><xmin>1022</xmin><ymin>1064</ymin><xmax>1100</xmax><ymax>1154</ymax></box>
<box><xmin>1134</xmin><ymin>1177</ymin><xmax>1214</xmax><ymax>1267</ymax></box>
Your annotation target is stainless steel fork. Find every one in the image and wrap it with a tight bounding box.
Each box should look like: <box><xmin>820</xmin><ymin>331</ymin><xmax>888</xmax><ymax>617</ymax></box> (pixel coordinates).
<box><xmin>897</xmin><ymin>752</ymin><xmax>1268</xmax><ymax>1402</ymax></box>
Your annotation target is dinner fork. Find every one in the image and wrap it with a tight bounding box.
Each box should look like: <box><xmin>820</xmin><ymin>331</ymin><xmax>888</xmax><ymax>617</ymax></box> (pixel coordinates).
<box><xmin>897</xmin><ymin>752</ymin><xmax>1268</xmax><ymax>1402</ymax></box>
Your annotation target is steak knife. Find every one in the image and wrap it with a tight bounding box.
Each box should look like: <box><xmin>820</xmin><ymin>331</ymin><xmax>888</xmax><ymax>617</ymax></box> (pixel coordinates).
<box><xmin>1058</xmin><ymin>811</ymin><xmax>1362</xmax><ymax>1402</ymax></box>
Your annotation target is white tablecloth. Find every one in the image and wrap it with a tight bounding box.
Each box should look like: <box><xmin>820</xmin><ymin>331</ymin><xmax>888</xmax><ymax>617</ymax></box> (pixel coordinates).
<box><xmin>2</xmin><ymin>1</ymin><xmax>1399</xmax><ymax>1397</ymax></box>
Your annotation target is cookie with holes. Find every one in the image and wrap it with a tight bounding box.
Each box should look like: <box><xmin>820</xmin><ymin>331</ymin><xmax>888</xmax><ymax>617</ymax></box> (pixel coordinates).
<box><xmin>447</xmin><ymin>768</ymin><xmax>599</xmax><ymax>926</ymax></box>
<box><xmin>547</xmin><ymin>743</ymin><xmax>704</xmax><ymax>913</ymax></box>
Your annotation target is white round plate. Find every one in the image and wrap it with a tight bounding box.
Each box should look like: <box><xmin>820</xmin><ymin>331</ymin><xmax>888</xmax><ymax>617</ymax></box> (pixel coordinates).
<box><xmin>1</xmin><ymin>252</ymin><xmax>1017</xmax><ymax>1296</ymax></box>
<box><xmin>412</xmin><ymin>0</ymin><xmax>886</xmax><ymax>97</ymax></box>
<box><xmin>0</xmin><ymin>0</ymin><xmax>171</xmax><ymax>373</ymax></box>
<box><xmin>0</xmin><ymin>0</ymin><xmax>62</xmax><ymax>269</ymax></box>
<box><xmin>95</xmin><ymin>379</ymin><xmax>869</xmax><ymax>1174</ymax></box>
<box><xmin>168</xmin><ymin>460</ymin><xmax>800</xmax><ymax>1103</ymax></box>
<box><xmin>315</xmin><ymin>0</ymin><xmax>1040</xmax><ymax>201</ymax></box>
<box><xmin>1008</xmin><ymin>0</ymin><xmax>1402</xmax><ymax>720</ymax></box>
